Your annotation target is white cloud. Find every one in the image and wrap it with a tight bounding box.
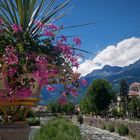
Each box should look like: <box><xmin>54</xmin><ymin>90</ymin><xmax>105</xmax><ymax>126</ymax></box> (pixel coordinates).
<box><xmin>76</xmin><ymin>37</ymin><xmax>140</xmax><ymax>76</ymax></box>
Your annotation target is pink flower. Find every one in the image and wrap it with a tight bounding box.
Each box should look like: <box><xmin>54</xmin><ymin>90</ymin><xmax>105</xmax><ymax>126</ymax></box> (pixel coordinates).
<box><xmin>19</xmin><ymin>88</ymin><xmax>32</xmax><ymax>97</ymax></box>
<box><xmin>70</xmin><ymin>88</ymin><xmax>77</xmax><ymax>97</ymax></box>
<box><xmin>12</xmin><ymin>23</ymin><xmax>22</xmax><ymax>33</ymax></box>
<box><xmin>3</xmin><ymin>46</ymin><xmax>18</xmax><ymax>65</ymax></box>
<box><xmin>0</xmin><ymin>18</ymin><xmax>3</xmax><ymax>25</ymax></box>
<box><xmin>70</xmin><ymin>57</ymin><xmax>79</xmax><ymax>68</ymax></box>
<box><xmin>47</xmin><ymin>24</ymin><xmax>59</xmax><ymax>30</ymax></box>
<box><xmin>7</xmin><ymin>67</ymin><xmax>17</xmax><ymax>78</ymax></box>
<box><xmin>73</xmin><ymin>37</ymin><xmax>81</xmax><ymax>46</ymax></box>
<box><xmin>34</xmin><ymin>69</ymin><xmax>49</xmax><ymax>86</ymax></box>
<box><xmin>62</xmin><ymin>91</ymin><xmax>66</xmax><ymax>96</ymax></box>
<box><xmin>58</xmin><ymin>96</ymin><xmax>67</xmax><ymax>105</ymax></box>
<box><xmin>44</xmin><ymin>30</ymin><xmax>55</xmax><ymax>37</ymax></box>
<box><xmin>34</xmin><ymin>20</ymin><xmax>45</xmax><ymax>29</ymax></box>
<box><xmin>60</xmin><ymin>35</ymin><xmax>67</xmax><ymax>42</ymax></box>
<box><xmin>47</xmin><ymin>85</ymin><xmax>56</xmax><ymax>92</ymax></box>
<box><xmin>35</xmin><ymin>56</ymin><xmax>47</xmax><ymax>68</ymax></box>
<box><xmin>81</xmin><ymin>79</ymin><xmax>87</xmax><ymax>86</ymax></box>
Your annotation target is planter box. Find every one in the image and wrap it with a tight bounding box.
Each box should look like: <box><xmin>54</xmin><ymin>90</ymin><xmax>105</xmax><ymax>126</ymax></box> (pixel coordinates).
<box><xmin>0</xmin><ymin>124</ymin><xmax>30</xmax><ymax>140</ymax></box>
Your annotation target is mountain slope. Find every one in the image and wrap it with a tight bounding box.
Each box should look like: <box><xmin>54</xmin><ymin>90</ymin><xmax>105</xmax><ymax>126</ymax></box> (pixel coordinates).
<box><xmin>84</xmin><ymin>59</ymin><xmax>140</xmax><ymax>92</ymax></box>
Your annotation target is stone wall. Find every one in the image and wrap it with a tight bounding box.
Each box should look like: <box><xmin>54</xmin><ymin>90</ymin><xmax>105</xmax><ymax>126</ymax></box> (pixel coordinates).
<box><xmin>84</xmin><ymin>117</ymin><xmax>140</xmax><ymax>139</ymax></box>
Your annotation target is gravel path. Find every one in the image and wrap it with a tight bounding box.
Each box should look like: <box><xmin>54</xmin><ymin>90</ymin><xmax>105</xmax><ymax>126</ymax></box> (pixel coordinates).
<box><xmin>79</xmin><ymin>124</ymin><xmax>130</xmax><ymax>140</ymax></box>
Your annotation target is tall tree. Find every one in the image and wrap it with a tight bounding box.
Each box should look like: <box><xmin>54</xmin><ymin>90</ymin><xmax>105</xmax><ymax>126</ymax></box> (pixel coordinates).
<box><xmin>119</xmin><ymin>79</ymin><xmax>129</xmax><ymax>118</ymax></box>
<box><xmin>120</xmin><ymin>79</ymin><xmax>129</xmax><ymax>97</ymax></box>
<box><xmin>81</xmin><ymin>79</ymin><xmax>113</xmax><ymax>116</ymax></box>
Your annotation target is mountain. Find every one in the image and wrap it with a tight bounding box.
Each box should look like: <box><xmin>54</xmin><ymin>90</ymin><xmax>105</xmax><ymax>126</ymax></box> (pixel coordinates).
<box><xmin>84</xmin><ymin>59</ymin><xmax>140</xmax><ymax>92</ymax></box>
<box><xmin>85</xmin><ymin>65</ymin><xmax>123</xmax><ymax>78</ymax></box>
<box><xmin>40</xmin><ymin>59</ymin><xmax>140</xmax><ymax>105</ymax></box>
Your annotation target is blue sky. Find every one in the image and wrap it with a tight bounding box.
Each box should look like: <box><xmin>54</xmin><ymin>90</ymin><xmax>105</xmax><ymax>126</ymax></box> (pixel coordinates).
<box><xmin>57</xmin><ymin>0</ymin><xmax>140</xmax><ymax>75</ymax></box>
<box><xmin>59</xmin><ymin>0</ymin><xmax>140</xmax><ymax>57</ymax></box>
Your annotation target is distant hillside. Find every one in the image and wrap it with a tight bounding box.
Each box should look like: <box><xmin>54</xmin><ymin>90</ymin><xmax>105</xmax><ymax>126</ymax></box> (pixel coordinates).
<box><xmin>84</xmin><ymin>59</ymin><xmax>140</xmax><ymax>93</ymax></box>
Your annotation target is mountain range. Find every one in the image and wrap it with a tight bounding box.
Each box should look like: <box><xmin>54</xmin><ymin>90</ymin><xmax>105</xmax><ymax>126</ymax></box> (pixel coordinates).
<box><xmin>84</xmin><ymin>58</ymin><xmax>140</xmax><ymax>92</ymax></box>
<box><xmin>40</xmin><ymin>59</ymin><xmax>140</xmax><ymax>104</ymax></box>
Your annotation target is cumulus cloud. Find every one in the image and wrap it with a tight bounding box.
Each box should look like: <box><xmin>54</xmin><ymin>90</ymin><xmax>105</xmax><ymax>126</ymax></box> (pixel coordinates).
<box><xmin>76</xmin><ymin>37</ymin><xmax>140</xmax><ymax>76</ymax></box>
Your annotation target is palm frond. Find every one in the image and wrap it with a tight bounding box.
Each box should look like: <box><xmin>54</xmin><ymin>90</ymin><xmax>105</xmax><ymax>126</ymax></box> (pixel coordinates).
<box><xmin>0</xmin><ymin>0</ymin><xmax>70</xmax><ymax>37</ymax></box>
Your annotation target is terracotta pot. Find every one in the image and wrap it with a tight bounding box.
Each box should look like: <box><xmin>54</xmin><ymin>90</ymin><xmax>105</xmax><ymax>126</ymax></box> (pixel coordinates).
<box><xmin>0</xmin><ymin>124</ymin><xmax>30</xmax><ymax>140</ymax></box>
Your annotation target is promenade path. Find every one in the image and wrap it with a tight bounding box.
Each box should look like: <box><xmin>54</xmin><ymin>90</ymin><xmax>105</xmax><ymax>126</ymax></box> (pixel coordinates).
<box><xmin>79</xmin><ymin>124</ymin><xmax>130</xmax><ymax>140</ymax></box>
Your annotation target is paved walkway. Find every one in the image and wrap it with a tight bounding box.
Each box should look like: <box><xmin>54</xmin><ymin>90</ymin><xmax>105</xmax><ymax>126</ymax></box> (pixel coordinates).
<box><xmin>79</xmin><ymin>124</ymin><xmax>130</xmax><ymax>140</ymax></box>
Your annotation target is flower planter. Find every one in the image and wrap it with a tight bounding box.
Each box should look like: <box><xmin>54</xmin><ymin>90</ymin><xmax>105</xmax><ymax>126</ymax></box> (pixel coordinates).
<box><xmin>0</xmin><ymin>123</ymin><xmax>30</xmax><ymax>140</ymax></box>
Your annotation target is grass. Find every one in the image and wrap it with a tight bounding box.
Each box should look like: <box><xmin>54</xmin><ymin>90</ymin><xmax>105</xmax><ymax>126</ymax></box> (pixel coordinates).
<box><xmin>33</xmin><ymin>117</ymin><xmax>82</xmax><ymax>140</ymax></box>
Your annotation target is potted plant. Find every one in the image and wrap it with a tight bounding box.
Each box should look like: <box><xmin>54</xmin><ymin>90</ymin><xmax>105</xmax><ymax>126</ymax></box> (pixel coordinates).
<box><xmin>0</xmin><ymin>0</ymin><xmax>83</xmax><ymax>140</ymax></box>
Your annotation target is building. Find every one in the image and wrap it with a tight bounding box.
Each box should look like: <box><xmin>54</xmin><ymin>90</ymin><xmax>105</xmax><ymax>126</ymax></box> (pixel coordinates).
<box><xmin>129</xmin><ymin>82</ymin><xmax>140</xmax><ymax>96</ymax></box>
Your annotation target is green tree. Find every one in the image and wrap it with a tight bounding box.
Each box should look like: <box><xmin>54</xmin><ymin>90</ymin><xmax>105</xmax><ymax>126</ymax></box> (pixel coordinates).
<box><xmin>61</xmin><ymin>102</ymin><xmax>75</xmax><ymax>114</ymax></box>
<box><xmin>120</xmin><ymin>79</ymin><xmax>129</xmax><ymax>97</ymax></box>
<box><xmin>119</xmin><ymin>79</ymin><xmax>129</xmax><ymax>118</ymax></box>
<box><xmin>48</xmin><ymin>102</ymin><xmax>75</xmax><ymax>115</ymax></box>
<box><xmin>128</xmin><ymin>97</ymin><xmax>140</xmax><ymax>118</ymax></box>
<box><xmin>81</xmin><ymin>79</ymin><xmax>113</xmax><ymax>116</ymax></box>
<box><xmin>80</xmin><ymin>98</ymin><xmax>92</xmax><ymax>114</ymax></box>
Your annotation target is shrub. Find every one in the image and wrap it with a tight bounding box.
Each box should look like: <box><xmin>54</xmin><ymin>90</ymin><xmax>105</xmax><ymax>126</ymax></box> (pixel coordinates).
<box><xmin>117</xmin><ymin>125</ymin><xmax>129</xmax><ymax>136</ymax></box>
<box><xmin>28</xmin><ymin>118</ymin><xmax>40</xmax><ymax>126</ymax></box>
<box><xmin>101</xmin><ymin>124</ymin><xmax>106</xmax><ymax>130</ymax></box>
<box><xmin>111</xmin><ymin>107</ymin><xmax>118</xmax><ymax>118</ymax></box>
<box><xmin>33</xmin><ymin>118</ymin><xmax>82</xmax><ymax>140</ymax></box>
<box><xmin>107</xmin><ymin>124</ymin><xmax>115</xmax><ymax>132</ymax></box>
<box><xmin>77</xmin><ymin>115</ymin><xmax>83</xmax><ymax>125</ymax></box>
<box><xmin>27</xmin><ymin>110</ymin><xmax>35</xmax><ymax>118</ymax></box>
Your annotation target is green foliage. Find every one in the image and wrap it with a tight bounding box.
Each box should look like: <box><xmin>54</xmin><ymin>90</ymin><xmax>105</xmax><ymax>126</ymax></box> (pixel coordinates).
<box><xmin>28</xmin><ymin>118</ymin><xmax>40</xmax><ymax>126</ymax></box>
<box><xmin>27</xmin><ymin>110</ymin><xmax>35</xmax><ymax>118</ymax></box>
<box><xmin>111</xmin><ymin>107</ymin><xmax>118</xmax><ymax>118</ymax></box>
<box><xmin>107</xmin><ymin>124</ymin><xmax>115</xmax><ymax>132</ymax></box>
<box><xmin>80</xmin><ymin>98</ymin><xmax>92</xmax><ymax>114</ymax></box>
<box><xmin>48</xmin><ymin>102</ymin><xmax>75</xmax><ymax>114</ymax></box>
<box><xmin>117</xmin><ymin>125</ymin><xmax>129</xmax><ymax>136</ymax></box>
<box><xmin>0</xmin><ymin>0</ymin><xmax>70</xmax><ymax>39</ymax></box>
<box><xmin>119</xmin><ymin>79</ymin><xmax>129</xmax><ymax>97</ymax></box>
<box><xmin>117</xmin><ymin>110</ymin><xmax>125</xmax><ymax>118</ymax></box>
<box><xmin>33</xmin><ymin>118</ymin><xmax>82</xmax><ymax>140</ymax></box>
<box><xmin>128</xmin><ymin>97</ymin><xmax>140</xmax><ymax>118</ymax></box>
<box><xmin>81</xmin><ymin>79</ymin><xmax>113</xmax><ymax>115</ymax></box>
<box><xmin>119</xmin><ymin>79</ymin><xmax>129</xmax><ymax>117</ymax></box>
<box><xmin>77</xmin><ymin>115</ymin><xmax>83</xmax><ymax>124</ymax></box>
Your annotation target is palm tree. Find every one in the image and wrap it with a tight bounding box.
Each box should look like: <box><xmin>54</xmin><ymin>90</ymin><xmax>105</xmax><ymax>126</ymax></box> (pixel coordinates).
<box><xmin>0</xmin><ymin>0</ymin><xmax>70</xmax><ymax>53</ymax></box>
<box><xmin>0</xmin><ymin>0</ymin><xmax>70</xmax><ymax>36</ymax></box>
